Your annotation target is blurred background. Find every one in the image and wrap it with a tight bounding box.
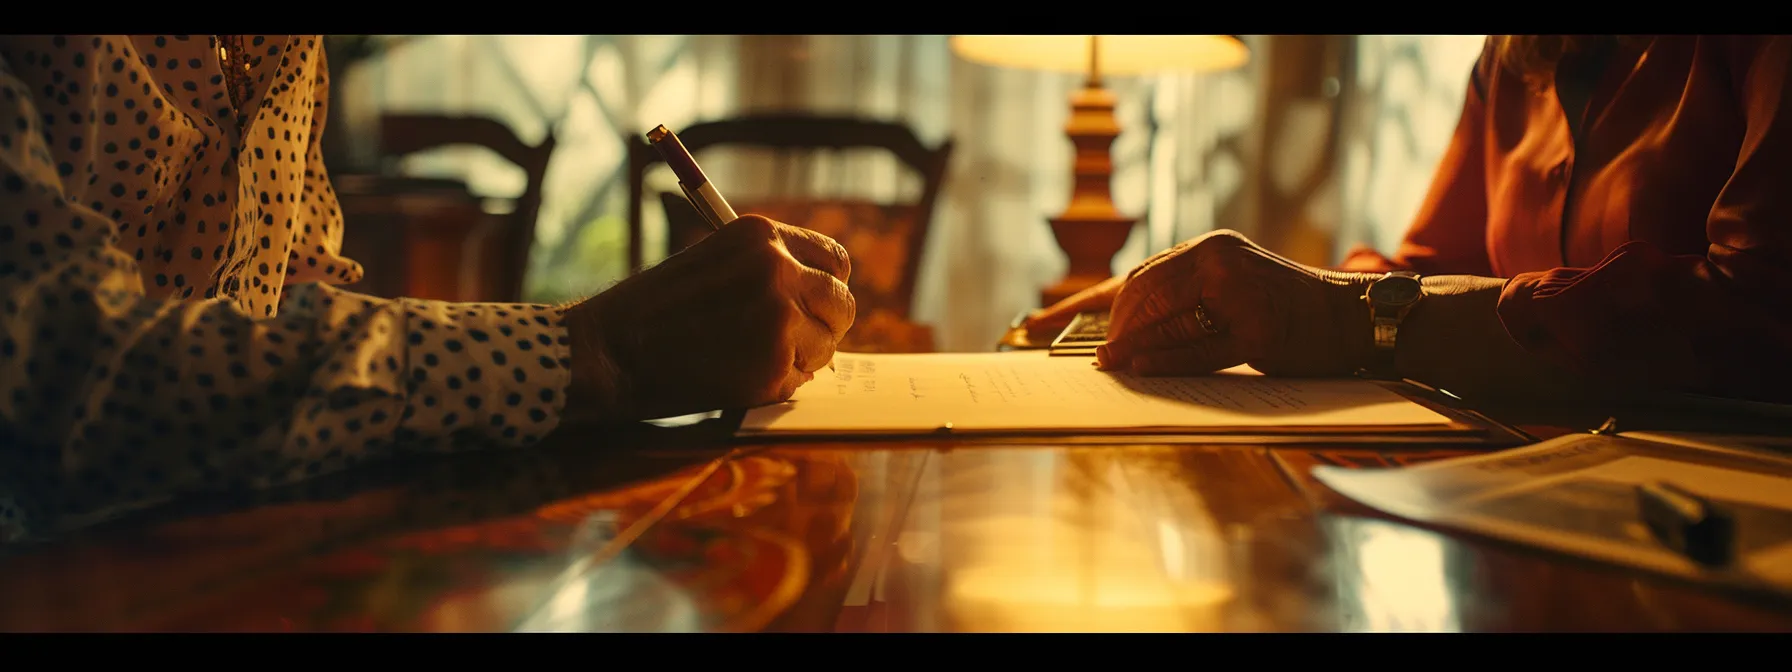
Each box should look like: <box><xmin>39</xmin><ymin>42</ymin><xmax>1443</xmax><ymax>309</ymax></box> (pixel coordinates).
<box><xmin>321</xmin><ymin>34</ymin><xmax>1484</xmax><ymax>353</ymax></box>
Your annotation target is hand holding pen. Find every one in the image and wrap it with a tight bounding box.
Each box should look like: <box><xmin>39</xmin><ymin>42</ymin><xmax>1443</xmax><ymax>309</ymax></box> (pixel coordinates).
<box><xmin>558</xmin><ymin>124</ymin><xmax>857</xmax><ymax>422</ymax></box>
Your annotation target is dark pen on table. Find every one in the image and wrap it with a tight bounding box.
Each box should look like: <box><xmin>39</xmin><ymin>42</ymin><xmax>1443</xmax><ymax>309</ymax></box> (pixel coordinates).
<box><xmin>1636</xmin><ymin>479</ymin><xmax>1736</xmax><ymax>568</ymax></box>
<box><xmin>645</xmin><ymin>124</ymin><xmax>834</xmax><ymax>372</ymax></box>
<box><xmin>1594</xmin><ymin>416</ymin><xmax>1738</xmax><ymax>568</ymax></box>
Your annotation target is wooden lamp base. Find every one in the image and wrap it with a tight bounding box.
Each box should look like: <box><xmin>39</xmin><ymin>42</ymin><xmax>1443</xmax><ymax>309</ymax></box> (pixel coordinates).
<box><xmin>1039</xmin><ymin>81</ymin><xmax>1136</xmax><ymax>308</ymax></box>
<box><xmin>1042</xmin><ymin>213</ymin><xmax>1135</xmax><ymax>306</ymax></box>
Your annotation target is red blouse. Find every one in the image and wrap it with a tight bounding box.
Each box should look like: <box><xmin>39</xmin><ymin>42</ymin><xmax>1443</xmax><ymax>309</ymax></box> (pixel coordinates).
<box><xmin>1342</xmin><ymin>35</ymin><xmax>1792</xmax><ymax>404</ymax></box>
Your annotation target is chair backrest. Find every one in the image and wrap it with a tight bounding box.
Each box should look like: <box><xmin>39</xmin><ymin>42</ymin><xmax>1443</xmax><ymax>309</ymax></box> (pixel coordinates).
<box><xmin>378</xmin><ymin>114</ymin><xmax>556</xmax><ymax>303</ymax></box>
<box><xmin>625</xmin><ymin>113</ymin><xmax>954</xmax><ymax>323</ymax></box>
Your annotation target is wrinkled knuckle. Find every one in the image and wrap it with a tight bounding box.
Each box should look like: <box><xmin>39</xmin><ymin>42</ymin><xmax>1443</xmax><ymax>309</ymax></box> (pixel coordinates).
<box><xmin>840</xmin><ymin>288</ymin><xmax>859</xmax><ymax>327</ymax></box>
<box><xmin>828</xmin><ymin>277</ymin><xmax>856</xmax><ymax>308</ymax></box>
<box><xmin>811</xmin><ymin>233</ymin><xmax>850</xmax><ymax>276</ymax></box>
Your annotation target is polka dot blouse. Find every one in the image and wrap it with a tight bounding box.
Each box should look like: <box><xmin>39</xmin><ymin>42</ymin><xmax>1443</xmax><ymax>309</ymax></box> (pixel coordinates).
<box><xmin>0</xmin><ymin>35</ymin><xmax>573</xmax><ymax>544</ymax></box>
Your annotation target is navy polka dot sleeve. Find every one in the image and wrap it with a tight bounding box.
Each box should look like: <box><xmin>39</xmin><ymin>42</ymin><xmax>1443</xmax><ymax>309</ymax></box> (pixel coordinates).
<box><xmin>0</xmin><ymin>36</ymin><xmax>572</xmax><ymax>543</ymax></box>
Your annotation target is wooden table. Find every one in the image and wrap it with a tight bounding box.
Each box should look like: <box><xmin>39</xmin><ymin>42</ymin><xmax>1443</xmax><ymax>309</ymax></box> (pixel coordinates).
<box><xmin>4</xmin><ymin>364</ymin><xmax>1791</xmax><ymax>631</ymax></box>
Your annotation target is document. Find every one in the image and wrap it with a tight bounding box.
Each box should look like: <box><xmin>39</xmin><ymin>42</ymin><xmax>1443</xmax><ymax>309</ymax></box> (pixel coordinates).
<box><xmin>738</xmin><ymin>351</ymin><xmax>1464</xmax><ymax>437</ymax></box>
<box><xmin>1313</xmin><ymin>433</ymin><xmax>1792</xmax><ymax>598</ymax></box>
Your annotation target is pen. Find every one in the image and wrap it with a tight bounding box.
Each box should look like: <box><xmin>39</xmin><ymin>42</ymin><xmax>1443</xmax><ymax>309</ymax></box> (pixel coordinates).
<box><xmin>646</xmin><ymin>124</ymin><xmax>738</xmax><ymax>230</ymax></box>
<box><xmin>1636</xmin><ymin>480</ymin><xmax>1735</xmax><ymax>567</ymax></box>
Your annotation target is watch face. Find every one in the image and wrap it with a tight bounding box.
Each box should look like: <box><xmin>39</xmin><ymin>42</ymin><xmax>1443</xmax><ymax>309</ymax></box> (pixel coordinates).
<box><xmin>1369</xmin><ymin>276</ymin><xmax>1423</xmax><ymax>305</ymax></box>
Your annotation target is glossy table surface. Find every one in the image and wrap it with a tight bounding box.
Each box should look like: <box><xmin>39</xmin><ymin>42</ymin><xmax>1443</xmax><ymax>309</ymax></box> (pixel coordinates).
<box><xmin>6</xmin><ymin>354</ymin><xmax>1792</xmax><ymax>631</ymax></box>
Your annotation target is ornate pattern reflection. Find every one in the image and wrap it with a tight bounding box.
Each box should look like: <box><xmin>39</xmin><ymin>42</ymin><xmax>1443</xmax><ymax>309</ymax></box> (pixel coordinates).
<box><xmin>7</xmin><ymin>439</ymin><xmax>1792</xmax><ymax>631</ymax></box>
<box><xmin>110</xmin><ymin>450</ymin><xmax>861</xmax><ymax>633</ymax></box>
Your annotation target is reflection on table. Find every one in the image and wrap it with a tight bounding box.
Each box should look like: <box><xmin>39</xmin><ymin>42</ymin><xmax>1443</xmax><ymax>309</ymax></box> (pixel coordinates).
<box><xmin>4</xmin><ymin>429</ymin><xmax>1792</xmax><ymax>631</ymax></box>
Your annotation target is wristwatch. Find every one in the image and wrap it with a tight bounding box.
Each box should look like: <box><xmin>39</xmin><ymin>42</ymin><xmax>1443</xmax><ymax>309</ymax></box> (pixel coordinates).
<box><xmin>1359</xmin><ymin>271</ymin><xmax>1424</xmax><ymax>380</ymax></box>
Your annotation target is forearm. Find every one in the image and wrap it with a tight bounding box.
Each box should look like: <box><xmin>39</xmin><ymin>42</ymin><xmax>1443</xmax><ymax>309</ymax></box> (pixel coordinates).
<box><xmin>1395</xmin><ymin>276</ymin><xmax>1606</xmax><ymax>403</ymax></box>
<box><xmin>0</xmin><ymin>78</ymin><xmax>575</xmax><ymax>537</ymax></box>
<box><xmin>1497</xmin><ymin>243</ymin><xmax>1792</xmax><ymax>404</ymax></box>
<box><xmin>2</xmin><ymin>277</ymin><xmax>575</xmax><ymax>536</ymax></box>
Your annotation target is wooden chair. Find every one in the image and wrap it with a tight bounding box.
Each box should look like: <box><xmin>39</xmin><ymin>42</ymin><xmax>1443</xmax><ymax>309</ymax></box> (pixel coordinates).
<box><xmin>353</xmin><ymin>114</ymin><xmax>556</xmax><ymax>303</ymax></box>
<box><xmin>625</xmin><ymin>113</ymin><xmax>954</xmax><ymax>353</ymax></box>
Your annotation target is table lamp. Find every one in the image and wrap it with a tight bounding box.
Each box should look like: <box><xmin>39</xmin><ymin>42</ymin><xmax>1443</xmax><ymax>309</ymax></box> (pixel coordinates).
<box><xmin>949</xmin><ymin>35</ymin><xmax>1250</xmax><ymax>307</ymax></box>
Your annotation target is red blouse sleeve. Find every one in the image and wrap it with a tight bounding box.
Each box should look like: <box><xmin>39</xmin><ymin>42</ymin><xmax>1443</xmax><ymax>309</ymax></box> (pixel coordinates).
<box><xmin>1339</xmin><ymin>39</ymin><xmax>1497</xmax><ymax>276</ymax></box>
<box><xmin>1497</xmin><ymin>36</ymin><xmax>1792</xmax><ymax>403</ymax></box>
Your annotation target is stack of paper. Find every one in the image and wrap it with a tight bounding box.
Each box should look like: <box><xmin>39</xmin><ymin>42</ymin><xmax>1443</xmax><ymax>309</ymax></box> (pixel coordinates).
<box><xmin>1313</xmin><ymin>432</ymin><xmax>1792</xmax><ymax>598</ymax></box>
<box><xmin>739</xmin><ymin>352</ymin><xmax>1470</xmax><ymax>437</ymax></box>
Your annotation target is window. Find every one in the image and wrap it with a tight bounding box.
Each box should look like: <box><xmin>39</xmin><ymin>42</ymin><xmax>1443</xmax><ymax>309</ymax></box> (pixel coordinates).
<box><xmin>1336</xmin><ymin>35</ymin><xmax>1486</xmax><ymax>260</ymax></box>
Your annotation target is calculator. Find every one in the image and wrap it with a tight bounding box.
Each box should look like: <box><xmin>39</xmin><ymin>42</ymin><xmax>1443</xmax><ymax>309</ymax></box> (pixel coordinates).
<box><xmin>1049</xmin><ymin>311</ymin><xmax>1110</xmax><ymax>356</ymax></box>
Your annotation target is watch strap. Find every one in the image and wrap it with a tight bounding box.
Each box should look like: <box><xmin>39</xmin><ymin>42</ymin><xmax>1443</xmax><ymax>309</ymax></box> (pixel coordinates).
<box><xmin>1362</xmin><ymin>317</ymin><xmax>1401</xmax><ymax>380</ymax></box>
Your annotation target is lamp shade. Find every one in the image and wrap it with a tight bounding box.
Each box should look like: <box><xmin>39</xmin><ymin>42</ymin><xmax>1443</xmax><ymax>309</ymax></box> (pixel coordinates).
<box><xmin>950</xmin><ymin>35</ymin><xmax>1249</xmax><ymax>77</ymax></box>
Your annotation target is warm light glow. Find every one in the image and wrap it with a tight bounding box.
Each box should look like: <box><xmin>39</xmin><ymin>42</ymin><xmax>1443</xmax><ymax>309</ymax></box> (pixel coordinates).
<box><xmin>1340</xmin><ymin>522</ymin><xmax>1460</xmax><ymax>632</ymax></box>
<box><xmin>949</xmin><ymin>564</ymin><xmax>1235</xmax><ymax>632</ymax></box>
<box><xmin>949</xmin><ymin>35</ymin><xmax>1249</xmax><ymax>77</ymax></box>
<box><xmin>944</xmin><ymin>514</ymin><xmax>1235</xmax><ymax>632</ymax></box>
